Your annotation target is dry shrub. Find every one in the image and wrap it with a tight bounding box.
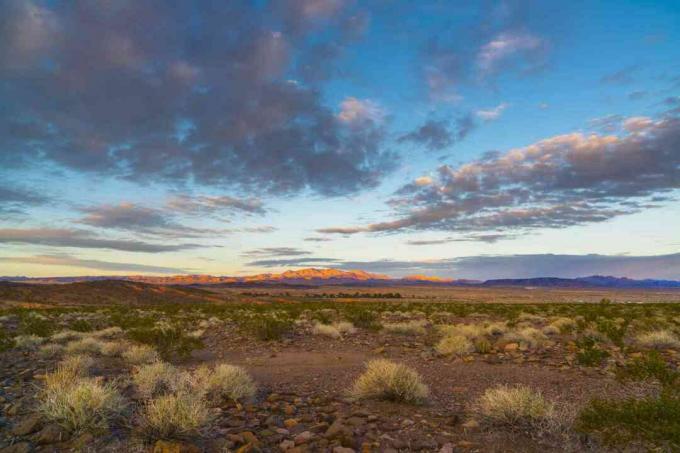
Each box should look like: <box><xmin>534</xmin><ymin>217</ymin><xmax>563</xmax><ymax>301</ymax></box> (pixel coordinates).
<box><xmin>133</xmin><ymin>362</ymin><xmax>180</xmax><ymax>399</ymax></box>
<box><xmin>542</xmin><ymin>325</ymin><xmax>560</xmax><ymax>336</ymax></box>
<box><xmin>503</xmin><ymin>327</ymin><xmax>547</xmax><ymax>349</ymax></box>
<box><xmin>312</xmin><ymin>323</ymin><xmax>341</xmax><ymax>339</ymax></box>
<box><xmin>37</xmin><ymin>343</ymin><xmax>65</xmax><ymax>358</ymax></box>
<box><xmin>334</xmin><ymin>321</ymin><xmax>356</xmax><ymax>335</ymax></box>
<box><xmin>100</xmin><ymin>341</ymin><xmax>129</xmax><ymax>357</ymax></box>
<box><xmin>14</xmin><ymin>334</ymin><xmax>45</xmax><ymax>350</ymax></box>
<box><xmin>139</xmin><ymin>392</ymin><xmax>210</xmax><ymax>439</ymax></box>
<box><xmin>39</xmin><ymin>359</ymin><xmax>124</xmax><ymax>433</ymax></box>
<box><xmin>65</xmin><ymin>337</ymin><xmax>104</xmax><ymax>355</ymax></box>
<box><xmin>438</xmin><ymin>324</ymin><xmax>485</xmax><ymax>340</ymax></box>
<box><xmin>636</xmin><ymin>330</ymin><xmax>680</xmax><ymax>350</ymax></box>
<box><xmin>478</xmin><ymin>384</ymin><xmax>555</xmax><ymax>429</ymax></box>
<box><xmin>485</xmin><ymin>322</ymin><xmax>508</xmax><ymax>336</ymax></box>
<box><xmin>549</xmin><ymin>317</ymin><xmax>576</xmax><ymax>333</ymax></box>
<box><xmin>123</xmin><ymin>344</ymin><xmax>160</xmax><ymax>365</ymax></box>
<box><xmin>350</xmin><ymin>359</ymin><xmax>428</xmax><ymax>404</ymax></box>
<box><xmin>383</xmin><ymin>321</ymin><xmax>427</xmax><ymax>336</ymax></box>
<box><xmin>193</xmin><ymin>363</ymin><xmax>256</xmax><ymax>402</ymax></box>
<box><xmin>90</xmin><ymin>327</ymin><xmax>124</xmax><ymax>339</ymax></box>
<box><xmin>51</xmin><ymin>330</ymin><xmax>86</xmax><ymax>344</ymax></box>
<box><xmin>435</xmin><ymin>335</ymin><xmax>474</xmax><ymax>356</ymax></box>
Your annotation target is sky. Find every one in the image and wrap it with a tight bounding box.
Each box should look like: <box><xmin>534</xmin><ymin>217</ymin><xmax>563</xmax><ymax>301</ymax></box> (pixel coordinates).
<box><xmin>1</xmin><ymin>0</ymin><xmax>679</xmax><ymax>280</ymax></box>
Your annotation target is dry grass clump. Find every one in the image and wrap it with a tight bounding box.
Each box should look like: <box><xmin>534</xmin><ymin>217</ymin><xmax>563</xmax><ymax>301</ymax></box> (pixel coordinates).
<box><xmin>90</xmin><ymin>327</ymin><xmax>124</xmax><ymax>339</ymax></box>
<box><xmin>517</xmin><ymin>313</ymin><xmax>547</xmax><ymax>324</ymax></box>
<box><xmin>334</xmin><ymin>321</ymin><xmax>356</xmax><ymax>335</ymax></box>
<box><xmin>122</xmin><ymin>344</ymin><xmax>160</xmax><ymax>364</ymax></box>
<box><xmin>39</xmin><ymin>358</ymin><xmax>124</xmax><ymax>433</ymax></box>
<box><xmin>312</xmin><ymin>323</ymin><xmax>341</xmax><ymax>339</ymax></box>
<box><xmin>383</xmin><ymin>321</ymin><xmax>427</xmax><ymax>336</ymax></box>
<box><xmin>65</xmin><ymin>337</ymin><xmax>105</xmax><ymax>355</ymax></box>
<box><xmin>435</xmin><ymin>335</ymin><xmax>474</xmax><ymax>356</ymax></box>
<box><xmin>438</xmin><ymin>324</ymin><xmax>485</xmax><ymax>340</ymax></box>
<box><xmin>485</xmin><ymin>322</ymin><xmax>508</xmax><ymax>336</ymax></box>
<box><xmin>542</xmin><ymin>325</ymin><xmax>560</xmax><ymax>336</ymax></box>
<box><xmin>133</xmin><ymin>362</ymin><xmax>180</xmax><ymax>399</ymax></box>
<box><xmin>350</xmin><ymin>359</ymin><xmax>428</xmax><ymax>404</ymax></box>
<box><xmin>14</xmin><ymin>334</ymin><xmax>45</xmax><ymax>350</ymax></box>
<box><xmin>549</xmin><ymin>317</ymin><xmax>576</xmax><ymax>333</ymax></box>
<box><xmin>51</xmin><ymin>330</ymin><xmax>86</xmax><ymax>344</ymax></box>
<box><xmin>100</xmin><ymin>340</ymin><xmax>129</xmax><ymax>357</ymax></box>
<box><xmin>139</xmin><ymin>391</ymin><xmax>210</xmax><ymax>439</ymax></box>
<box><xmin>37</xmin><ymin>343</ymin><xmax>65</xmax><ymax>358</ymax></box>
<box><xmin>503</xmin><ymin>327</ymin><xmax>548</xmax><ymax>349</ymax></box>
<box><xmin>193</xmin><ymin>363</ymin><xmax>256</xmax><ymax>402</ymax></box>
<box><xmin>478</xmin><ymin>384</ymin><xmax>555</xmax><ymax>429</ymax></box>
<box><xmin>636</xmin><ymin>330</ymin><xmax>680</xmax><ymax>350</ymax></box>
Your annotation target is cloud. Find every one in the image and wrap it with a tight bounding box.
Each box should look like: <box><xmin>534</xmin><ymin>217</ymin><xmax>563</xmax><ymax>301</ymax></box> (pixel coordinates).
<box><xmin>325</xmin><ymin>253</ymin><xmax>680</xmax><ymax>280</ymax></box>
<box><xmin>0</xmin><ymin>1</ymin><xmax>393</xmax><ymax>197</ymax></box>
<box><xmin>304</xmin><ymin>237</ymin><xmax>333</xmax><ymax>242</ymax></box>
<box><xmin>319</xmin><ymin>110</ymin><xmax>680</xmax><ymax>235</ymax></box>
<box><xmin>246</xmin><ymin>257</ymin><xmax>339</xmax><ymax>267</ymax></box>
<box><xmin>477</xmin><ymin>32</ymin><xmax>546</xmax><ymax>76</ymax></box>
<box><xmin>78</xmin><ymin>203</ymin><xmax>225</xmax><ymax>238</ymax></box>
<box><xmin>0</xmin><ymin>253</ymin><xmax>188</xmax><ymax>274</ymax></box>
<box><xmin>406</xmin><ymin>233</ymin><xmax>513</xmax><ymax>245</ymax></box>
<box><xmin>476</xmin><ymin>103</ymin><xmax>509</xmax><ymax>121</ymax></box>
<box><xmin>337</xmin><ymin>97</ymin><xmax>385</xmax><ymax>124</ymax></box>
<box><xmin>600</xmin><ymin>65</ymin><xmax>639</xmax><ymax>84</ymax></box>
<box><xmin>398</xmin><ymin>115</ymin><xmax>476</xmax><ymax>151</ymax></box>
<box><xmin>241</xmin><ymin>226</ymin><xmax>277</xmax><ymax>233</ymax></box>
<box><xmin>242</xmin><ymin>247</ymin><xmax>311</xmax><ymax>258</ymax></box>
<box><xmin>588</xmin><ymin>114</ymin><xmax>624</xmax><ymax>133</ymax></box>
<box><xmin>0</xmin><ymin>182</ymin><xmax>48</xmax><ymax>215</ymax></box>
<box><xmin>0</xmin><ymin>228</ymin><xmax>203</xmax><ymax>253</ymax></box>
<box><xmin>167</xmin><ymin>194</ymin><xmax>266</xmax><ymax>216</ymax></box>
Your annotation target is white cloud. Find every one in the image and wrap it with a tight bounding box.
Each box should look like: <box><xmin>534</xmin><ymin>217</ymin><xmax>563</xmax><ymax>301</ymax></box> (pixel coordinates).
<box><xmin>337</xmin><ymin>97</ymin><xmax>385</xmax><ymax>124</ymax></box>
<box><xmin>476</xmin><ymin>103</ymin><xmax>509</xmax><ymax>121</ymax></box>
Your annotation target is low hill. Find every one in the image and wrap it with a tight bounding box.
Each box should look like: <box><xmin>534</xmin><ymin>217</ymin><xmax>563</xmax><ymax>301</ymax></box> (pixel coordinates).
<box><xmin>0</xmin><ymin>280</ymin><xmax>226</xmax><ymax>306</ymax></box>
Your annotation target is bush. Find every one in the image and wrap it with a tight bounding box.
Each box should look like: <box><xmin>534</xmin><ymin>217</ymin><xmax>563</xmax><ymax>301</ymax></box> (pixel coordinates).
<box><xmin>39</xmin><ymin>362</ymin><xmax>125</xmax><ymax>433</ymax></box>
<box><xmin>51</xmin><ymin>330</ymin><xmax>86</xmax><ymax>344</ymax></box>
<box><xmin>0</xmin><ymin>327</ymin><xmax>15</xmax><ymax>352</ymax></box>
<box><xmin>19</xmin><ymin>313</ymin><xmax>54</xmax><ymax>337</ymax></box>
<box><xmin>133</xmin><ymin>362</ymin><xmax>180</xmax><ymax>399</ymax></box>
<box><xmin>128</xmin><ymin>325</ymin><xmax>203</xmax><ymax>359</ymax></box>
<box><xmin>575</xmin><ymin>337</ymin><xmax>610</xmax><ymax>367</ymax></box>
<box><xmin>474</xmin><ymin>339</ymin><xmax>492</xmax><ymax>354</ymax></box>
<box><xmin>194</xmin><ymin>363</ymin><xmax>256</xmax><ymax>402</ymax></box>
<box><xmin>576</xmin><ymin>396</ymin><xmax>680</xmax><ymax>449</ymax></box>
<box><xmin>549</xmin><ymin>317</ymin><xmax>576</xmax><ymax>334</ymax></box>
<box><xmin>100</xmin><ymin>341</ymin><xmax>129</xmax><ymax>357</ymax></box>
<box><xmin>350</xmin><ymin>359</ymin><xmax>428</xmax><ymax>404</ymax></box>
<box><xmin>65</xmin><ymin>337</ymin><xmax>104</xmax><ymax>355</ymax></box>
<box><xmin>616</xmin><ymin>351</ymin><xmax>679</xmax><ymax>389</ymax></box>
<box><xmin>345</xmin><ymin>309</ymin><xmax>380</xmax><ymax>330</ymax></box>
<box><xmin>334</xmin><ymin>321</ymin><xmax>356</xmax><ymax>335</ymax></box>
<box><xmin>139</xmin><ymin>392</ymin><xmax>210</xmax><ymax>439</ymax></box>
<box><xmin>438</xmin><ymin>324</ymin><xmax>485</xmax><ymax>340</ymax></box>
<box><xmin>13</xmin><ymin>334</ymin><xmax>45</xmax><ymax>350</ymax></box>
<box><xmin>312</xmin><ymin>323</ymin><xmax>341</xmax><ymax>339</ymax></box>
<box><xmin>242</xmin><ymin>317</ymin><xmax>293</xmax><ymax>341</ymax></box>
<box><xmin>383</xmin><ymin>321</ymin><xmax>426</xmax><ymax>336</ymax></box>
<box><xmin>435</xmin><ymin>335</ymin><xmax>473</xmax><ymax>356</ymax></box>
<box><xmin>37</xmin><ymin>343</ymin><xmax>65</xmax><ymax>358</ymax></box>
<box><xmin>636</xmin><ymin>330</ymin><xmax>680</xmax><ymax>350</ymax></box>
<box><xmin>478</xmin><ymin>385</ymin><xmax>555</xmax><ymax>428</ymax></box>
<box><xmin>122</xmin><ymin>344</ymin><xmax>160</xmax><ymax>365</ymax></box>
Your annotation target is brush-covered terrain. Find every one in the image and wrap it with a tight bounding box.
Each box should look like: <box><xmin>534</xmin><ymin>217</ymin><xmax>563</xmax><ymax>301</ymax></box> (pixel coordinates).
<box><xmin>1</xmin><ymin>282</ymin><xmax>679</xmax><ymax>452</ymax></box>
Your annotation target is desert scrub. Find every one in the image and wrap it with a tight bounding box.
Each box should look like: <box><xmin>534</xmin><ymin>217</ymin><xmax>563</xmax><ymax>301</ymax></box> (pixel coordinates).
<box><xmin>437</xmin><ymin>324</ymin><xmax>486</xmax><ymax>340</ymax></box>
<box><xmin>13</xmin><ymin>334</ymin><xmax>45</xmax><ymax>350</ymax></box>
<box><xmin>19</xmin><ymin>312</ymin><xmax>54</xmax><ymax>337</ymax></box>
<box><xmin>435</xmin><ymin>335</ymin><xmax>474</xmax><ymax>356</ymax></box>
<box><xmin>122</xmin><ymin>344</ymin><xmax>160</xmax><ymax>365</ymax></box>
<box><xmin>65</xmin><ymin>337</ymin><xmax>105</xmax><ymax>355</ymax></box>
<box><xmin>51</xmin><ymin>329</ymin><xmax>86</xmax><ymax>344</ymax></box>
<box><xmin>128</xmin><ymin>324</ymin><xmax>203</xmax><ymax>359</ymax></box>
<box><xmin>194</xmin><ymin>363</ymin><xmax>256</xmax><ymax>402</ymax></box>
<box><xmin>616</xmin><ymin>351</ymin><xmax>679</xmax><ymax>389</ymax></box>
<box><xmin>242</xmin><ymin>316</ymin><xmax>293</xmax><ymax>341</ymax></box>
<box><xmin>0</xmin><ymin>327</ymin><xmax>15</xmax><ymax>352</ymax></box>
<box><xmin>575</xmin><ymin>337</ymin><xmax>610</xmax><ymax>367</ymax></box>
<box><xmin>133</xmin><ymin>361</ymin><xmax>180</xmax><ymax>399</ymax></box>
<box><xmin>350</xmin><ymin>359</ymin><xmax>428</xmax><ymax>404</ymax></box>
<box><xmin>334</xmin><ymin>321</ymin><xmax>356</xmax><ymax>335</ymax></box>
<box><xmin>139</xmin><ymin>391</ymin><xmax>210</xmax><ymax>439</ymax></box>
<box><xmin>383</xmin><ymin>321</ymin><xmax>427</xmax><ymax>336</ymax></box>
<box><xmin>548</xmin><ymin>317</ymin><xmax>576</xmax><ymax>334</ymax></box>
<box><xmin>576</xmin><ymin>396</ymin><xmax>680</xmax><ymax>449</ymax></box>
<box><xmin>37</xmin><ymin>343</ymin><xmax>65</xmax><ymax>358</ymax></box>
<box><xmin>344</xmin><ymin>308</ymin><xmax>380</xmax><ymax>330</ymax></box>
<box><xmin>478</xmin><ymin>385</ymin><xmax>555</xmax><ymax>429</ymax></box>
<box><xmin>503</xmin><ymin>327</ymin><xmax>547</xmax><ymax>349</ymax></box>
<box><xmin>635</xmin><ymin>329</ymin><xmax>680</xmax><ymax>350</ymax></box>
<box><xmin>312</xmin><ymin>323</ymin><xmax>341</xmax><ymax>338</ymax></box>
<box><xmin>39</xmin><ymin>360</ymin><xmax>125</xmax><ymax>433</ymax></box>
<box><xmin>100</xmin><ymin>340</ymin><xmax>129</xmax><ymax>357</ymax></box>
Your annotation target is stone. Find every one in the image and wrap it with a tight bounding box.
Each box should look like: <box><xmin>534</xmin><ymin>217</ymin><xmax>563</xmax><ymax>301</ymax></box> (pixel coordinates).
<box><xmin>0</xmin><ymin>442</ymin><xmax>31</xmax><ymax>453</ymax></box>
<box><xmin>240</xmin><ymin>431</ymin><xmax>260</xmax><ymax>446</ymax></box>
<box><xmin>152</xmin><ymin>440</ymin><xmax>201</xmax><ymax>453</ymax></box>
<box><xmin>11</xmin><ymin>414</ymin><xmax>42</xmax><ymax>436</ymax></box>
<box><xmin>504</xmin><ymin>343</ymin><xmax>519</xmax><ymax>352</ymax></box>
<box><xmin>333</xmin><ymin>447</ymin><xmax>356</xmax><ymax>453</ymax></box>
<box><xmin>34</xmin><ymin>423</ymin><xmax>66</xmax><ymax>444</ymax></box>
<box><xmin>439</xmin><ymin>443</ymin><xmax>455</xmax><ymax>453</ymax></box>
<box><xmin>284</xmin><ymin>418</ymin><xmax>299</xmax><ymax>428</ymax></box>
<box><xmin>294</xmin><ymin>431</ymin><xmax>314</xmax><ymax>445</ymax></box>
<box><xmin>279</xmin><ymin>440</ymin><xmax>296</xmax><ymax>451</ymax></box>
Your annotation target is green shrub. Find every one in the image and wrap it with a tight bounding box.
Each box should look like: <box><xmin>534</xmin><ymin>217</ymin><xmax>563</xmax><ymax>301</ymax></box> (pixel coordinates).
<box><xmin>128</xmin><ymin>325</ymin><xmax>203</xmax><ymax>360</ymax></box>
<box><xmin>345</xmin><ymin>309</ymin><xmax>380</xmax><ymax>330</ymax></box>
<box><xmin>576</xmin><ymin>396</ymin><xmax>680</xmax><ymax>449</ymax></box>
<box><xmin>69</xmin><ymin>320</ymin><xmax>93</xmax><ymax>333</ymax></box>
<box><xmin>0</xmin><ymin>327</ymin><xmax>14</xmax><ymax>352</ymax></box>
<box><xmin>20</xmin><ymin>314</ymin><xmax>54</xmax><ymax>337</ymax></box>
<box><xmin>616</xmin><ymin>352</ymin><xmax>678</xmax><ymax>389</ymax></box>
<box><xmin>576</xmin><ymin>337</ymin><xmax>610</xmax><ymax>367</ymax></box>
<box><xmin>242</xmin><ymin>317</ymin><xmax>293</xmax><ymax>341</ymax></box>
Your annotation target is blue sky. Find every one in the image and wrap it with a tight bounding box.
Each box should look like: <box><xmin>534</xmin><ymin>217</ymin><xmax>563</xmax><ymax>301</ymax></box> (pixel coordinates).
<box><xmin>0</xmin><ymin>0</ymin><xmax>679</xmax><ymax>279</ymax></box>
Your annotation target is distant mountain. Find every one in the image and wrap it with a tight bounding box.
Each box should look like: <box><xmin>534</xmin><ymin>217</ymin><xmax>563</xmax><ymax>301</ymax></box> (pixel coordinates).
<box><xmin>1</xmin><ymin>269</ymin><xmax>679</xmax><ymax>288</ymax></box>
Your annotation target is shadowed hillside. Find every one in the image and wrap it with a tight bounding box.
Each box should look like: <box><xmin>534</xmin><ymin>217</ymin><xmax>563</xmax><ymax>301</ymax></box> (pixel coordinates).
<box><xmin>0</xmin><ymin>280</ymin><xmax>226</xmax><ymax>306</ymax></box>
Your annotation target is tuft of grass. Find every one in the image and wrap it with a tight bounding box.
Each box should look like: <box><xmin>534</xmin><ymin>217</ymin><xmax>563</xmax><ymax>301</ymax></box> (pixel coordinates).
<box><xmin>139</xmin><ymin>391</ymin><xmax>210</xmax><ymax>439</ymax></box>
<box><xmin>382</xmin><ymin>321</ymin><xmax>427</xmax><ymax>336</ymax></box>
<box><xmin>474</xmin><ymin>338</ymin><xmax>493</xmax><ymax>354</ymax></box>
<box><xmin>128</xmin><ymin>324</ymin><xmax>203</xmax><ymax>360</ymax></box>
<box><xmin>438</xmin><ymin>324</ymin><xmax>486</xmax><ymax>340</ymax></box>
<box><xmin>345</xmin><ymin>309</ymin><xmax>380</xmax><ymax>330</ymax></box>
<box><xmin>100</xmin><ymin>340</ymin><xmax>129</xmax><ymax>357</ymax></box>
<box><xmin>0</xmin><ymin>327</ymin><xmax>15</xmax><ymax>352</ymax></box>
<box><xmin>65</xmin><ymin>337</ymin><xmax>105</xmax><ymax>355</ymax></box>
<box><xmin>334</xmin><ymin>321</ymin><xmax>356</xmax><ymax>335</ymax></box>
<box><xmin>549</xmin><ymin>317</ymin><xmax>576</xmax><ymax>334</ymax></box>
<box><xmin>312</xmin><ymin>323</ymin><xmax>341</xmax><ymax>338</ymax></box>
<box><xmin>39</xmin><ymin>361</ymin><xmax>124</xmax><ymax>433</ymax></box>
<box><xmin>193</xmin><ymin>363</ymin><xmax>256</xmax><ymax>403</ymax></box>
<box><xmin>241</xmin><ymin>317</ymin><xmax>293</xmax><ymax>341</ymax></box>
<box><xmin>350</xmin><ymin>359</ymin><xmax>428</xmax><ymax>404</ymax></box>
<box><xmin>435</xmin><ymin>335</ymin><xmax>474</xmax><ymax>356</ymax></box>
<box><xmin>51</xmin><ymin>330</ymin><xmax>86</xmax><ymax>344</ymax></box>
<box><xmin>37</xmin><ymin>343</ymin><xmax>65</xmax><ymax>358</ymax></box>
<box><xmin>636</xmin><ymin>330</ymin><xmax>680</xmax><ymax>350</ymax></box>
<box><xmin>122</xmin><ymin>344</ymin><xmax>160</xmax><ymax>365</ymax></box>
<box><xmin>478</xmin><ymin>385</ymin><xmax>555</xmax><ymax>428</ymax></box>
<box><xmin>13</xmin><ymin>334</ymin><xmax>45</xmax><ymax>350</ymax></box>
<box><xmin>576</xmin><ymin>396</ymin><xmax>680</xmax><ymax>449</ymax></box>
<box><xmin>133</xmin><ymin>361</ymin><xmax>180</xmax><ymax>399</ymax></box>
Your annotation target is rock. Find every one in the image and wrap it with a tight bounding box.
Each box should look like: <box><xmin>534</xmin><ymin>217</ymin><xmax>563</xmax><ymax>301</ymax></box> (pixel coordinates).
<box><xmin>153</xmin><ymin>440</ymin><xmax>201</xmax><ymax>453</ymax></box>
<box><xmin>333</xmin><ymin>447</ymin><xmax>356</xmax><ymax>453</ymax></box>
<box><xmin>461</xmin><ymin>419</ymin><xmax>479</xmax><ymax>430</ymax></box>
<box><xmin>11</xmin><ymin>414</ymin><xmax>42</xmax><ymax>436</ymax></box>
<box><xmin>284</xmin><ymin>418</ymin><xmax>299</xmax><ymax>428</ymax></box>
<box><xmin>294</xmin><ymin>431</ymin><xmax>314</xmax><ymax>445</ymax></box>
<box><xmin>0</xmin><ymin>442</ymin><xmax>31</xmax><ymax>453</ymax></box>
<box><xmin>34</xmin><ymin>423</ymin><xmax>66</xmax><ymax>444</ymax></box>
<box><xmin>504</xmin><ymin>343</ymin><xmax>519</xmax><ymax>352</ymax></box>
<box><xmin>279</xmin><ymin>440</ymin><xmax>296</xmax><ymax>451</ymax></box>
<box><xmin>240</xmin><ymin>431</ymin><xmax>260</xmax><ymax>446</ymax></box>
<box><xmin>324</xmin><ymin>419</ymin><xmax>353</xmax><ymax>444</ymax></box>
<box><xmin>439</xmin><ymin>443</ymin><xmax>455</xmax><ymax>453</ymax></box>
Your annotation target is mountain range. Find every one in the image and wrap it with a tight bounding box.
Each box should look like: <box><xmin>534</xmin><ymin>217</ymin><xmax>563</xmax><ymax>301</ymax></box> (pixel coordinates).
<box><xmin>1</xmin><ymin>268</ymin><xmax>679</xmax><ymax>288</ymax></box>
